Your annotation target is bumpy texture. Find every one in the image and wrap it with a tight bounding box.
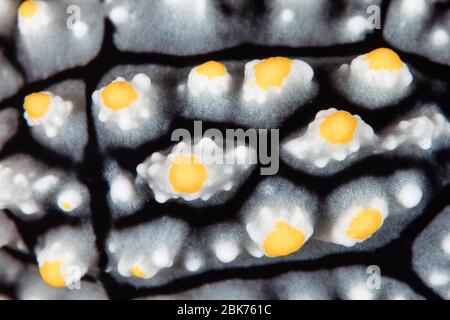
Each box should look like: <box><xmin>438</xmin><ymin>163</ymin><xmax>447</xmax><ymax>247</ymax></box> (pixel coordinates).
<box><xmin>0</xmin><ymin>0</ymin><xmax>449</xmax><ymax>300</ymax></box>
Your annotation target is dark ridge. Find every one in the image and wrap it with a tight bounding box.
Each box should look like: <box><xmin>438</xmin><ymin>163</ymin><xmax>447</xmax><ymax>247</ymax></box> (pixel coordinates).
<box><xmin>0</xmin><ymin>0</ymin><xmax>449</xmax><ymax>300</ymax></box>
<box><xmin>3</xmin><ymin>208</ymin><xmax>85</xmax><ymax>252</ymax></box>
<box><xmin>75</xmin><ymin>25</ymin><xmax>115</xmax><ymax>273</ymax></box>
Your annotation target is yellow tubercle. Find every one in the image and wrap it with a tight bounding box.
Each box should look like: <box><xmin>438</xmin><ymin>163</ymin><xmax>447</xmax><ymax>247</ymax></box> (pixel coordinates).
<box><xmin>169</xmin><ymin>156</ymin><xmax>208</xmax><ymax>194</ymax></box>
<box><xmin>254</xmin><ymin>57</ymin><xmax>292</xmax><ymax>90</ymax></box>
<box><xmin>364</xmin><ymin>48</ymin><xmax>403</xmax><ymax>71</ymax></box>
<box><xmin>62</xmin><ymin>202</ymin><xmax>73</xmax><ymax>211</ymax></box>
<box><xmin>320</xmin><ymin>111</ymin><xmax>357</xmax><ymax>145</ymax></box>
<box><xmin>263</xmin><ymin>221</ymin><xmax>306</xmax><ymax>257</ymax></box>
<box><xmin>130</xmin><ymin>266</ymin><xmax>146</xmax><ymax>279</ymax></box>
<box><xmin>24</xmin><ymin>92</ymin><xmax>51</xmax><ymax>120</ymax></box>
<box><xmin>39</xmin><ymin>260</ymin><xmax>66</xmax><ymax>288</ymax></box>
<box><xmin>100</xmin><ymin>81</ymin><xmax>138</xmax><ymax>111</ymax></box>
<box><xmin>347</xmin><ymin>208</ymin><xmax>383</xmax><ymax>240</ymax></box>
<box><xmin>195</xmin><ymin>61</ymin><xmax>226</xmax><ymax>79</ymax></box>
<box><xmin>18</xmin><ymin>1</ymin><xmax>38</xmax><ymax>19</ymax></box>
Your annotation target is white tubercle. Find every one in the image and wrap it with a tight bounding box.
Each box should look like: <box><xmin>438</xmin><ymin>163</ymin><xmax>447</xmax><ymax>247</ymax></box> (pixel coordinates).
<box><xmin>184</xmin><ymin>254</ymin><xmax>203</xmax><ymax>272</ymax></box>
<box><xmin>441</xmin><ymin>235</ymin><xmax>450</xmax><ymax>255</ymax></box>
<box><xmin>347</xmin><ymin>284</ymin><xmax>374</xmax><ymax>300</ymax></box>
<box><xmin>110</xmin><ymin>175</ymin><xmax>135</xmax><ymax>203</ymax></box>
<box><xmin>396</xmin><ymin>182</ymin><xmax>422</xmax><ymax>209</ymax></box>
<box><xmin>57</xmin><ymin>189</ymin><xmax>83</xmax><ymax>212</ymax></box>
<box><xmin>214</xmin><ymin>240</ymin><xmax>240</xmax><ymax>263</ymax></box>
<box><xmin>109</xmin><ymin>6</ymin><xmax>129</xmax><ymax>24</ymax></box>
<box><xmin>428</xmin><ymin>271</ymin><xmax>449</xmax><ymax>286</ymax></box>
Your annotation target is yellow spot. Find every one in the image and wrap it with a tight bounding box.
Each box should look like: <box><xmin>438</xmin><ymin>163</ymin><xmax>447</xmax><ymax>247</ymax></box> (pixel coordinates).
<box><xmin>39</xmin><ymin>260</ymin><xmax>66</xmax><ymax>288</ymax></box>
<box><xmin>24</xmin><ymin>92</ymin><xmax>51</xmax><ymax>120</ymax></box>
<box><xmin>347</xmin><ymin>208</ymin><xmax>383</xmax><ymax>240</ymax></box>
<box><xmin>18</xmin><ymin>1</ymin><xmax>38</xmax><ymax>19</ymax></box>
<box><xmin>195</xmin><ymin>61</ymin><xmax>226</xmax><ymax>79</ymax></box>
<box><xmin>364</xmin><ymin>48</ymin><xmax>403</xmax><ymax>71</ymax></box>
<box><xmin>62</xmin><ymin>202</ymin><xmax>72</xmax><ymax>211</ymax></box>
<box><xmin>169</xmin><ymin>156</ymin><xmax>208</xmax><ymax>194</ymax></box>
<box><xmin>320</xmin><ymin>111</ymin><xmax>357</xmax><ymax>144</ymax></box>
<box><xmin>130</xmin><ymin>266</ymin><xmax>146</xmax><ymax>279</ymax></box>
<box><xmin>100</xmin><ymin>81</ymin><xmax>138</xmax><ymax>111</ymax></box>
<box><xmin>263</xmin><ymin>221</ymin><xmax>306</xmax><ymax>257</ymax></box>
<box><xmin>254</xmin><ymin>57</ymin><xmax>292</xmax><ymax>90</ymax></box>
